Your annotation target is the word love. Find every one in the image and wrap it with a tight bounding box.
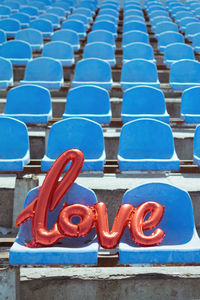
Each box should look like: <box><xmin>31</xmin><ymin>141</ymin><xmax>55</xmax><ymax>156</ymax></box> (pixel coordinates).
<box><xmin>16</xmin><ymin>149</ymin><xmax>165</xmax><ymax>249</ymax></box>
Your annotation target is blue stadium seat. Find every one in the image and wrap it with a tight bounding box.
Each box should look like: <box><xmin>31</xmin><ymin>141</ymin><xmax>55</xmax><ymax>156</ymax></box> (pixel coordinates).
<box><xmin>121</xmin><ymin>59</ymin><xmax>160</xmax><ymax>90</ymax></box>
<box><xmin>19</xmin><ymin>6</ymin><xmax>39</xmax><ymax>20</ymax></box>
<box><xmin>192</xmin><ymin>33</ymin><xmax>200</xmax><ymax>53</ymax></box>
<box><xmin>149</xmin><ymin>10</ymin><xmax>169</xmax><ymax>19</ymax></box>
<box><xmin>46</xmin><ymin>7</ymin><xmax>66</xmax><ymax>22</ymax></box>
<box><xmin>123</xmin><ymin>20</ymin><xmax>147</xmax><ymax>33</ymax></box>
<box><xmin>4</xmin><ymin>1</ymin><xmax>19</xmax><ymax>13</ymax></box>
<box><xmin>83</xmin><ymin>41</ymin><xmax>116</xmax><ymax>66</ymax></box>
<box><xmin>87</xmin><ymin>29</ymin><xmax>116</xmax><ymax>49</ymax></box>
<box><xmin>0</xmin><ymin>40</ymin><xmax>32</xmax><ymax>65</ymax></box>
<box><xmin>51</xmin><ymin>1</ymin><xmax>71</xmax><ymax>13</ymax></box>
<box><xmin>0</xmin><ymin>57</ymin><xmax>13</xmax><ymax>89</ymax></box>
<box><xmin>63</xmin><ymin>85</ymin><xmax>111</xmax><ymax>124</ymax></box>
<box><xmin>12</xmin><ymin>12</ymin><xmax>30</xmax><ymax>28</ymax></box>
<box><xmin>123</xmin><ymin>42</ymin><xmax>155</xmax><ymax>63</ymax></box>
<box><xmin>122</xmin><ymin>30</ymin><xmax>149</xmax><ymax>47</ymax></box>
<box><xmin>41</xmin><ymin>118</ymin><xmax>105</xmax><ymax>171</ymax></box>
<box><xmin>157</xmin><ymin>31</ymin><xmax>184</xmax><ymax>52</ymax></box>
<box><xmin>42</xmin><ymin>41</ymin><xmax>74</xmax><ymax>66</ymax></box>
<box><xmin>124</xmin><ymin>9</ymin><xmax>144</xmax><ymax>18</ymax></box>
<box><xmin>185</xmin><ymin>22</ymin><xmax>200</xmax><ymax>39</ymax></box>
<box><xmin>73</xmin><ymin>7</ymin><xmax>93</xmax><ymax>22</ymax></box>
<box><xmin>170</xmin><ymin>59</ymin><xmax>200</xmax><ymax>90</ymax></box>
<box><xmin>99</xmin><ymin>8</ymin><xmax>118</xmax><ymax>18</ymax></box>
<box><xmin>96</xmin><ymin>14</ymin><xmax>118</xmax><ymax>25</ymax></box>
<box><xmin>0</xmin><ymin>116</ymin><xmax>30</xmax><ymax>170</ymax></box>
<box><xmin>92</xmin><ymin>20</ymin><xmax>117</xmax><ymax>37</ymax></box>
<box><xmin>194</xmin><ymin>124</ymin><xmax>200</xmax><ymax>165</ymax></box>
<box><xmin>72</xmin><ymin>58</ymin><xmax>112</xmax><ymax>90</ymax></box>
<box><xmin>29</xmin><ymin>19</ymin><xmax>53</xmax><ymax>38</ymax></box>
<box><xmin>118</xmin><ymin>118</ymin><xmax>179</xmax><ymax>171</ymax></box>
<box><xmin>0</xmin><ymin>18</ymin><xmax>20</xmax><ymax>37</ymax></box>
<box><xmin>0</xmin><ymin>5</ymin><xmax>11</xmax><ymax>19</ymax></box>
<box><xmin>154</xmin><ymin>21</ymin><xmax>179</xmax><ymax>37</ymax></box>
<box><xmin>52</xmin><ymin>29</ymin><xmax>80</xmax><ymax>51</ymax></box>
<box><xmin>164</xmin><ymin>43</ymin><xmax>195</xmax><ymax>67</ymax></box>
<box><xmin>179</xmin><ymin>17</ymin><xmax>198</xmax><ymax>32</ymax></box>
<box><xmin>0</xmin><ymin>29</ymin><xmax>6</xmax><ymax>43</ymax></box>
<box><xmin>3</xmin><ymin>84</ymin><xmax>52</xmax><ymax>124</ymax></box>
<box><xmin>151</xmin><ymin>16</ymin><xmax>172</xmax><ymax>30</ymax></box>
<box><xmin>68</xmin><ymin>13</ymin><xmax>89</xmax><ymax>30</ymax></box>
<box><xmin>175</xmin><ymin>11</ymin><xmax>194</xmax><ymax>22</ymax></box>
<box><xmin>61</xmin><ymin>20</ymin><xmax>86</xmax><ymax>38</ymax></box>
<box><xmin>181</xmin><ymin>86</ymin><xmax>200</xmax><ymax>123</ymax></box>
<box><xmin>39</xmin><ymin>13</ymin><xmax>60</xmax><ymax>29</ymax></box>
<box><xmin>20</xmin><ymin>57</ymin><xmax>64</xmax><ymax>90</ymax></box>
<box><xmin>30</xmin><ymin>1</ymin><xmax>46</xmax><ymax>13</ymax></box>
<box><xmin>15</xmin><ymin>28</ymin><xmax>43</xmax><ymax>51</ymax></box>
<box><xmin>121</xmin><ymin>86</ymin><xmax>169</xmax><ymax>123</ymax></box>
<box><xmin>124</xmin><ymin>15</ymin><xmax>145</xmax><ymax>24</ymax></box>
<box><xmin>119</xmin><ymin>182</ymin><xmax>200</xmax><ymax>263</ymax></box>
<box><xmin>9</xmin><ymin>183</ymin><xmax>99</xmax><ymax>265</ymax></box>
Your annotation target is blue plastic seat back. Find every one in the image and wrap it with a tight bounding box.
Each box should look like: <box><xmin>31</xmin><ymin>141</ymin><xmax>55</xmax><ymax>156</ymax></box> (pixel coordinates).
<box><xmin>192</xmin><ymin>33</ymin><xmax>200</xmax><ymax>49</ymax></box>
<box><xmin>46</xmin><ymin>7</ymin><xmax>66</xmax><ymax>19</ymax></box>
<box><xmin>30</xmin><ymin>19</ymin><xmax>53</xmax><ymax>33</ymax></box>
<box><xmin>39</xmin><ymin>13</ymin><xmax>60</xmax><ymax>25</ymax></box>
<box><xmin>118</xmin><ymin>118</ymin><xmax>175</xmax><ymax>159</ymax></box>
<box><xmin>73</xmin><ymin>58</ymin><xmax>111</xmax><ymax>83</ymax></box>
<box><xmin>61</xmin><ymin>19</ymin><xmax>85</xmax><ymax>34</ymax></box>
<box><xmin>4</xmin><ymin>84</ymin><xmax>51</xmax><ymax>115</ymax></box>
<box><xmin>19</xmin><ymin>6</ymin><xmax>39</xmax><ymax>17</ymax></box>
<box><xmin>185</xmin><ymin>22</ymin><xmax>200</xmax><ymax>36</ymax></box>
<box><xmin>42</xmin><ymin>41</ymin><xmax>73</xmax><ymax>60</ymax></box>
<box><xmin>74</xmin><ymin>8</ymin><xmax>93</xmax><ymax>17</ymax></box>
<box><xmin>164</xmin><ymin>43</ymin><xmax>194</xmax><ymax>62</ymax></box>
<box><xmin>0</xmin><ymin>5</ymin><xmax>11</xmax><ymax>16</ymax></box>
<box><xmin>24</xmin><ymin>57</ymin><xmax>63</xmax><ymax>81</ymax></box>
<box><xmin>0</xmin><ymin>57</ymin><xmax>12</xmax><ymax>80</ymax></box>
<box><xmin>151</xmin><ymin>16</ymin><xmax>171</xmax><ymax>27</ymax></box>
<box><xmin>68</xmin><ymin>13</ymin><xmax>88</xmax><ymax>26</ymax></box>
<box><xmin>96</xmin><ymin>14</ymin><xmax>118</xmax><ymax>24</ymax></box>
<box><xmin>194</xmin><ymin>124</ymin><xmax>200</xmax><ymax>159</ymax></box>
<box><xmin>52</xmin><ymin>29</ymin><xmax>79</xmax><ymax>48</ymax></box>
<box><xmin>123</xmin><ymin>20</ymin><xmax>147</xmax><ymax>33</ymax></box>
<box><xmin>15</xmin><ymin>29</ymin><xmax>42</xmax><ymax>46</ymax></box>
<box><xmin>87</xmin><ymin>29</ymin><xmax>115</xmax><ymax>45</ymax></box>
<box><xmin>179</xmin><ymin>17</ymin><xmax>198</xmax><ymax>29</ymax></box>
<box><xmin>99</xmin><ymin>8</ymin><xmax>118</xmax><ymax>17</ymax></box>
<box><xmin>122</xmin><ymin>182</ymin><xmax>195</xmax><ymax>245</ymax></box>
<box><xmin>121</xmin><ymin>59</ymin><xmax>158</xmax><ymax>83</ymax></box>
<box><xmin>0</xmin><ymin>40</ymin><xmax>32</xmax><ymax>60</ymax></box>
<box><xmin>31</xmin><ymin>1</ymin><xmax>46</xmax><ymax>11</ymax></box>
<box><xmin>92</xmin><ymin>20</ymin><xmax>116</xmax><ymax>33</ymax></box>
<box><xmin>124</xmin><ymin>9</ymin><xmax>144</xmax><ymax>17</ymax></box>
<box><xmin>83</xmin><ymin>41</ymin><xmax>115</xmax><ymax>61</ymax></box>
<box><xmin>158</xmin><ymin>31</ymin><xmax>184</xmax><ymax>48</ymax></box>
<box><xmin>155</xmin><ymin>21</ymin><xmax>179</xmax><ymax>34</ymax></box>
<box><xmin>149</xmin><ymin>10</ymin><xmax>169</xmax><ymax>19</ymax></box>
<box><xmin>123</xmin><ymin>42</ymin><xmax>154</xmax><ymax>60</ymax></box>
<box><xmin>0</xmin><ymin>29</ymin><xmax>6</xmax><ymax>43</ymax></box>
<box><xmin>78</xmin><ymin>0</ymin><xmax>96</xmax><ymax>10</ymax></box>
<box><xmin>0</xmin><ymin>116</ymin><xmax>29</xmax><ymax>159</ymax></box>
<box><xmin>170</xmin><ymin>59</ymin><xmax>200</xmax><ymax>84</ymax></box>
<box><xmin>175</xmin><ymin>11</ymin><xmax>194</xmax><ymax>21</ymax></box>
<box><xmin>4</xmin><ymin>1</ymin><xmax>19</xmax><ymax>11</ymax></box>
<box><xmin>46</xmin><ymin>118</ymin><xmax>105</xmax><ymax>159</ymax></box>
<box><xmin>65</xmin><ymin>85</ymin><xmax>110</xmax><ymax>115</ymax></box>
<box><xmin>122</xmin><ymin>30</ymin><xmax>149</xmax><ymax>46</ymax></box>
<box><xmin>52</xmin><ymin>1</ymin><xmax>71</xmax><ymax>12</ymax></box>
<box><xmin>122</xmin><ymin>86</ymin><xmax>166</xmax><ymax>114</ymax></box>
<box><xmin>181</xmin><ymin>86</ymin><xmax>200</xmax><ymax>115</ymax></box>
<box><xmin>11</xmin><ymin>12</ymin><xmax>30</xmax><ymax>26</ymax></box>
<box><xmin>0</xmin><ymin>18</ymin><xmax>20</xmax><ymax>31</ymax></box>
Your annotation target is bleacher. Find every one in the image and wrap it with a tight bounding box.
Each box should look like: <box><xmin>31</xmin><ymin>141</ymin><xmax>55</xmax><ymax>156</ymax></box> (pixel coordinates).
<box><xmin>1</xmin><ymin>0</ymin><xmax>200</xmax><ymax>298</ymax></box>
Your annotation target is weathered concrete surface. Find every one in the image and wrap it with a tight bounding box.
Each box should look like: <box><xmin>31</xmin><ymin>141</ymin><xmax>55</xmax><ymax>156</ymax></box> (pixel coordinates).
<box><xmin>20</xmin><ymin>266</ymin><xmax>200</xmax><ymax>300</ymax></box>
<box><xmin>13</xmin><ymin>175</ymin><xmax>39</xmax><ymax>228</ymax></box>
<box><xmin>0</xmin><ymin>265</ymin><xmax>19</xmax><ymax>300</ymax></box>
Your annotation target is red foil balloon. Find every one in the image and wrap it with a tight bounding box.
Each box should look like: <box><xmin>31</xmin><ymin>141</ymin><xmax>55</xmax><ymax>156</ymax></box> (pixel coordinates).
<box><xmin>16</xmin><ymin>149</ymin><xmax>84</xmax><ymax>247</ymax></box>
<box><xmin>58</xmin><ymin>204</ymin><xmax>94</xmax><ymax>238</ymax></box>
<box><xmin>129</xmin><ymin>201</ymin><xmax>165</xmax><ymax>247</ymax></box>
<box><xmin>94</xmin><ymin>202</ymin><xmax>133</xmax><ymax>249</ymax></box>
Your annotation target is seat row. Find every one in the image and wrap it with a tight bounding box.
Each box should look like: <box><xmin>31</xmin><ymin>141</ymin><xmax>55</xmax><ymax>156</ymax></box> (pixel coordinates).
<box><xmin>2</xmin><ymin>114</ymin><xmax>200</xmax><ymax>172</ymax></box>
